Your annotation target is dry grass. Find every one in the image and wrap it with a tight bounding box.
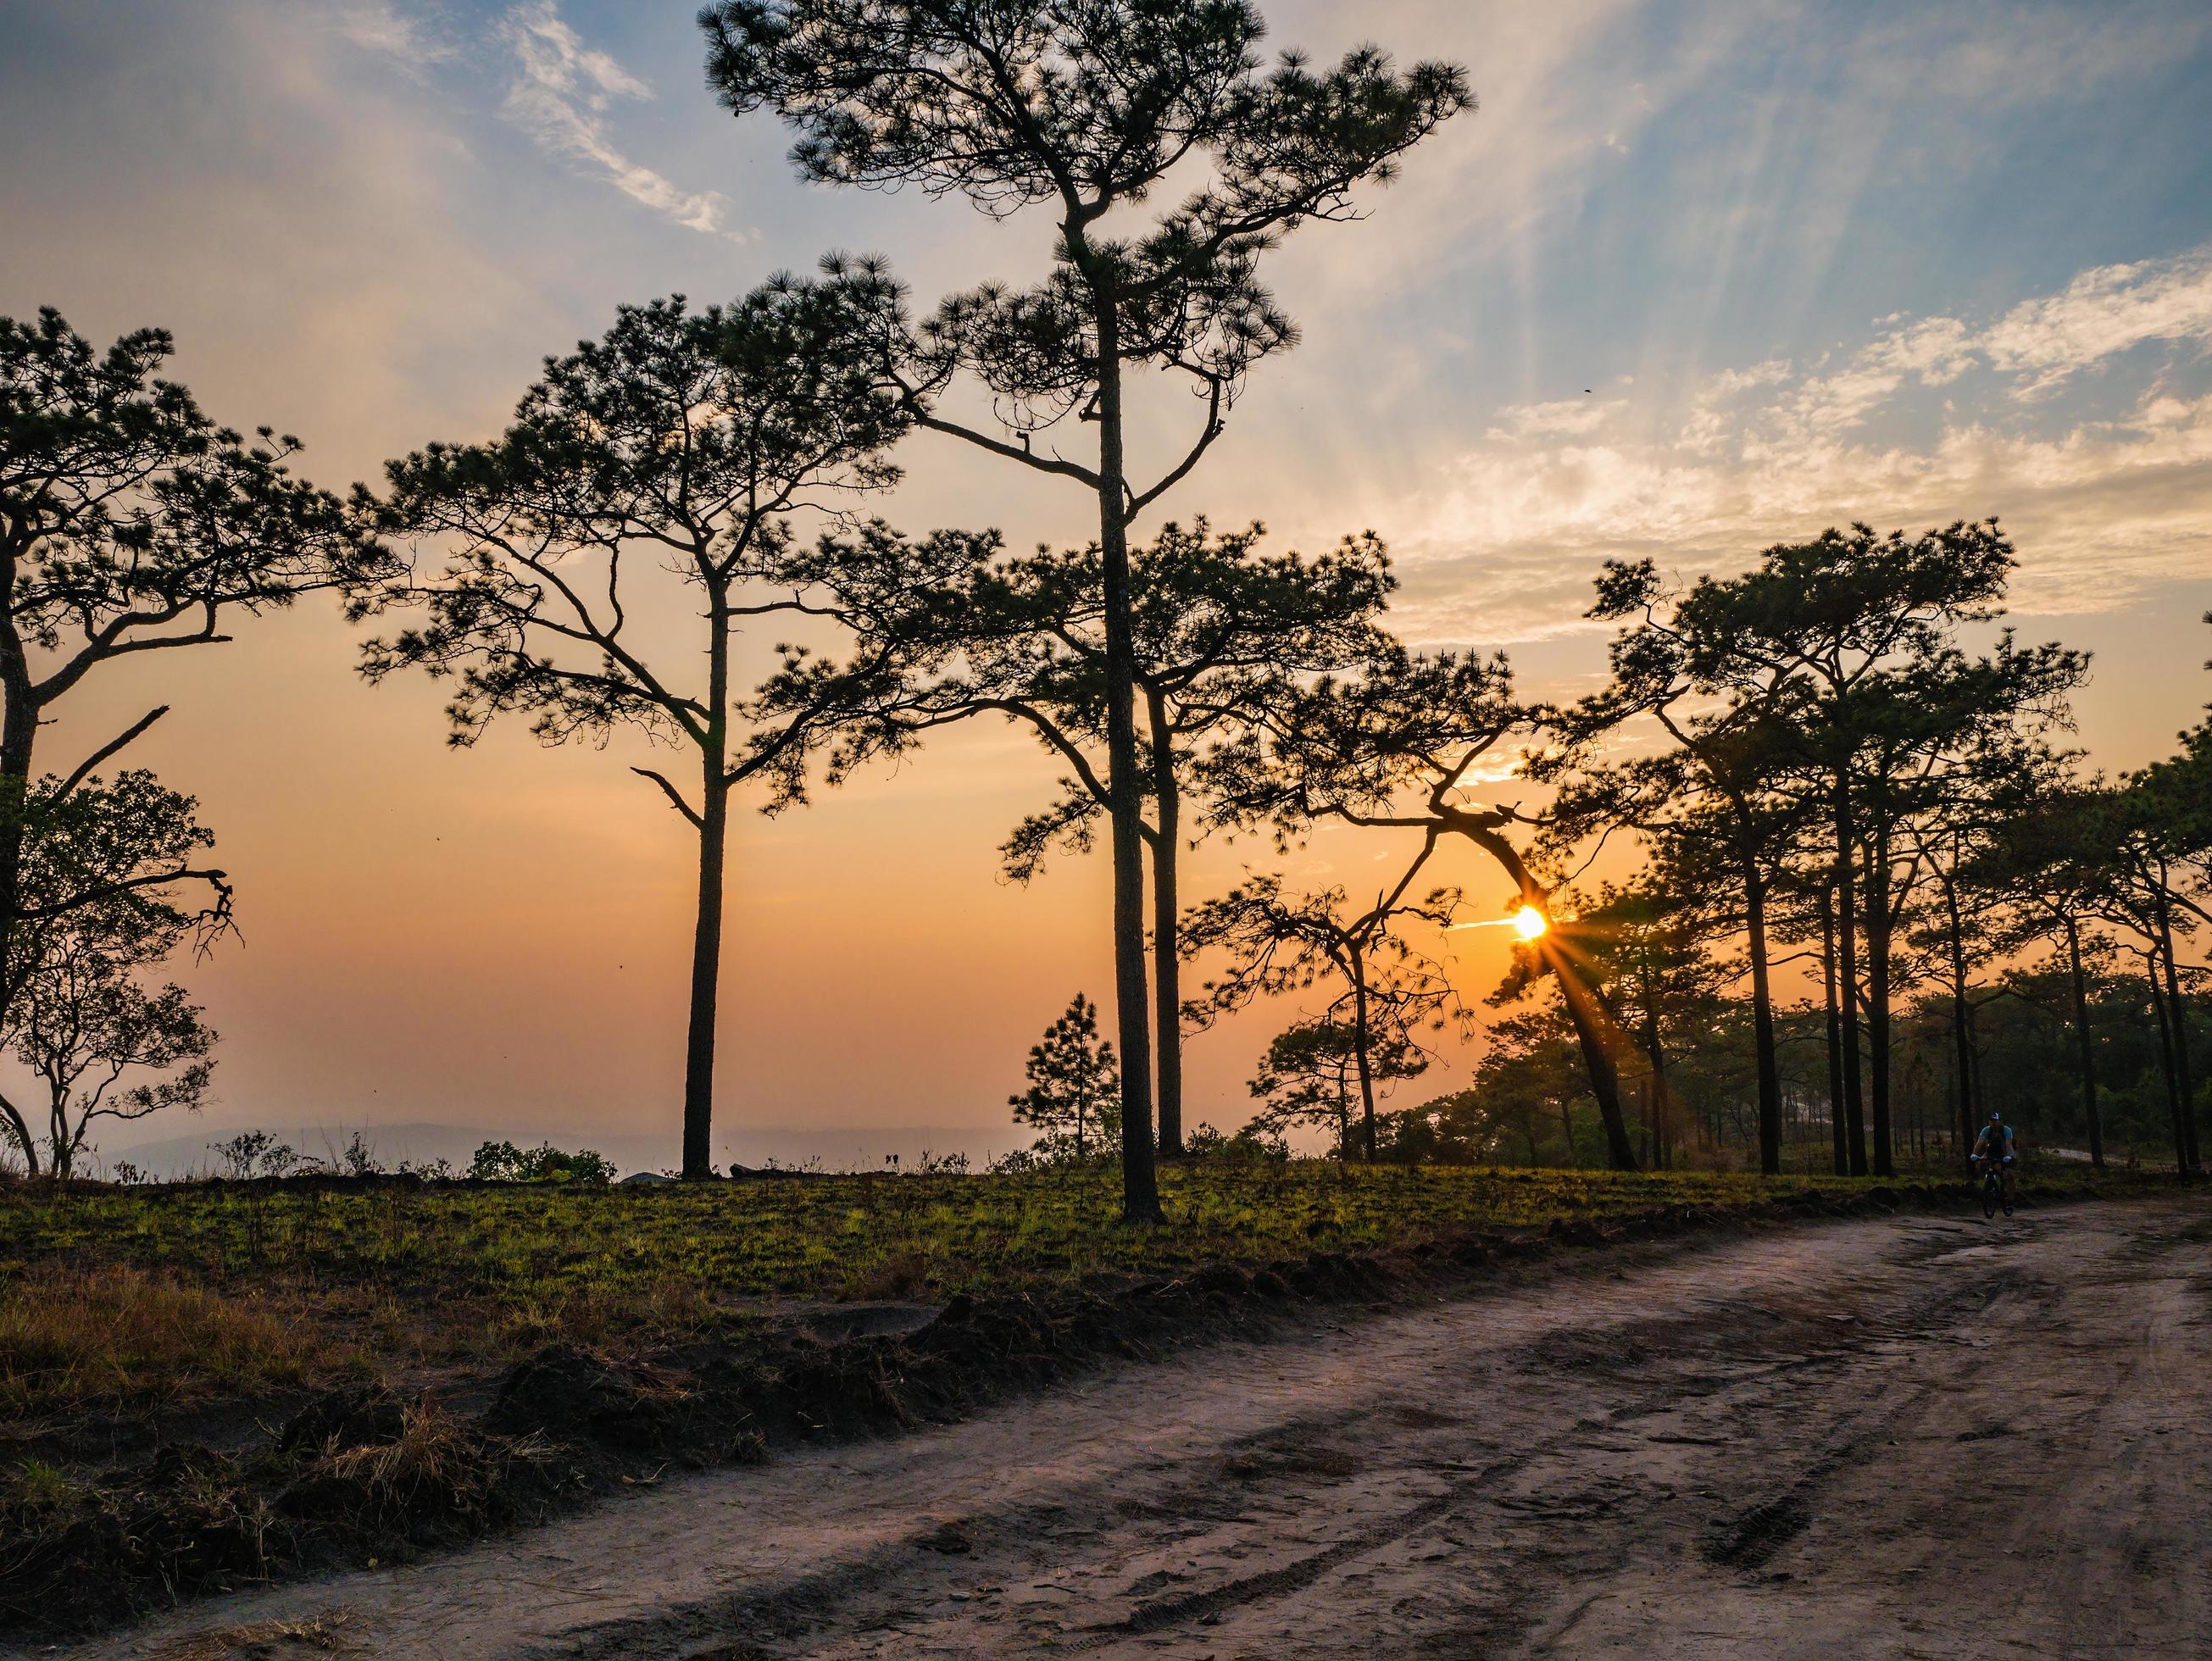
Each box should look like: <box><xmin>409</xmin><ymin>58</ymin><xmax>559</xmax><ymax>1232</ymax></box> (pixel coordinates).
<box><xmin>310</xmin><ymin>1397</ymin><xmax>531</xmax><ymax>1528</ymax></box>
<box><xmin>490</xmin><ymin>1273</ymin><xmax>724</xmax><ymax>1353</ymax></box>
<box><xmin>152</xmin><ymin>1610</ymin><xmax>360</xmax><ymax>1658</ymax></box>
<box><xmin>0</xmin><ymin>1263</ymin><xmax>368</xmax><ymax>1419</ymax></box>
<box><xmin>836</xmin><ymin>1248</ymin><xmax>931</xmax><ymax>1301</ymax></box>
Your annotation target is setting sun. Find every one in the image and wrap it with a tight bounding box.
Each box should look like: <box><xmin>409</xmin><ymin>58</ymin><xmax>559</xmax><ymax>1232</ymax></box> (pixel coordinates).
<box><xmin>1514</xmin><ymin>906</ymin><xmax>1549</xmax><ymax>941</ymax></box>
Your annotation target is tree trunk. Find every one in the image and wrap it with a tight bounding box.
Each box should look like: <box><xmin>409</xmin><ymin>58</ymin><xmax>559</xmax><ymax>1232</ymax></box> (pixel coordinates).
<box><xmin>51</xmin><ymin>1104</ymin><xmax>78</xmax><ymax>1180</ymax></box>
<box><xmin>681</xmin><ymin>781</ymin><xmax>729</xmax><ymax>1180</ymax></box>
<box><xmin>2064</xmin><ymin>915</ymin><xmax>2104</xmax><ymax>1169</ymax></box>
<box><xmin>1942</xmin><ymin>876</ymin><xmax>1976</xmax><ymax>1172</ymax></box>
<box><xmin>1819</xmin><ymin>886</ymin><xmax>1848</xmax><ymax>1176</ymax></box>
<box><xmin>0</xmin><ymin>1095</ymin><xmax>36</xmax><ymax>1176</ymax></box>
<box><xmin>1445</xmin><ymin>816</ymin><xmax>1636</xmax><ymax>1169</ymax></box>
<box><xmin>1641</xmin><ymin>1011</ymin><xmax>1676</xmax><ymax>1171</ymax></box>
<box><xmin>1865</xmin><ymin>817</ymin><xmax>1895</xmax><ymax>1177</ymax></box>
<box><xmin>1351</xmin><ymin>964</ymin><xmax>1378</xmax><ymax>1161</ymax></box>
<box><xmin>1144</xmin><ymin>688</ymin><xmax>1183</xmax><ymax>1159</ymax></box>
<box><xmin>2148</xmin><ymin>961</ymin><xmax>2190</xmax><ymax>1177</ymax></box>
<box><xmin>681</xmin><ymin>607</ymin><xmax>731</xmax><ymax>1180</ymax></box>
<box><xmin>1550</xmin><ymin>947</ymin><xmax>1637</xmax><ymax>1170</ymax></box>
<box><xmin>1089</xmin><ymin>295</ymin><xmax>1162</xmax><ymax>1225</ymax></box>
<box><xmin>2154</xmin><ymin>874</ymin><xmax>2199</xmax><ymax>1170</ymax></box>
<box><xmin>0</xmin><ymin>608</ymin><xmax>42</xmax><ymax>1025</ymax></box>
<box><xmin>1744</xmin><ymin>858</ymin><xmax>1784</xmax><ymax>1175</ymax></box>
<box><xmin>1832</xmin><ymin>781</ymin><xmax>1869</xmax><ymax>1175</ymax></box>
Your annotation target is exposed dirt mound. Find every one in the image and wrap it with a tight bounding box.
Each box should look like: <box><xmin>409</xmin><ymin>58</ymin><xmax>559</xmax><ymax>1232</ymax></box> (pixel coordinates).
<box><xmin>275</xmin><ymin>1387</ymin><xmax>409</xmax><ymax>1456</ymax></box>
<box><xmin>486</xmin><ymin>1347</ymin><xmax>722</xmax><ymax>1458</ymax></box>
<box><xmin>1</xmin><ymin>1444</ymin><xmax>270</xmax><ymax>1630</ymax></box>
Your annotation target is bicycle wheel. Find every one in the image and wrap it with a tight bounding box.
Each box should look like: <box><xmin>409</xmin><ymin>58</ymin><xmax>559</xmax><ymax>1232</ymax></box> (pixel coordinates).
<box><xmin>1981</xmin><ymin>1179</ymin><xmax>1998</xmax><ymax>1219</ymax></box>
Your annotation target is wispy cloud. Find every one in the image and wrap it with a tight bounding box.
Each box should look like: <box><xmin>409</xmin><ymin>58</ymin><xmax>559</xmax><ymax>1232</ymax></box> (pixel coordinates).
<box><xmin>1487</xmin><ymin>397</ymin><xmax>1629</xmax><ymax>440</ymax></box>
<box><xmin>1784</xmin><ymin>249</ymin><xmax>2212</xmax><ymax>433</ymax></box>
<box><xmin>492</xmin><ymin>1</ymin><xmax>736</xmax><ymax>239</ymax></box>
<box><xmin>1982</xmin><ymin>252</ymin><xmax>2212</xmax><ymax>396</ymax></box>
<box><xmin>326</xmin><ymin>1</ymin><xmax>741</xmax><ymax>239</ymax></box>
<box><xmin>1385</xmin><ymin>247</ymin><xmax>2212</xmax><ymax>647</ymax></box>
<box><xmin>330</xmin><ymin>3</ymin><xmax>457</xmax><ymax>74</ymax></box>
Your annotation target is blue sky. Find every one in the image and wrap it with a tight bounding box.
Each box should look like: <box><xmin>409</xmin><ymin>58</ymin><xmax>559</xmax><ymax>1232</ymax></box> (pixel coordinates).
<box><xmin>8</xmin><ymin>0</ymin><xmax>2209</xmax><ymax>647</ymax></box>
<box><xmin>3</xmin><ymin>0</ymin><xmax>2209</xmax><ymax>1149</ymax></box>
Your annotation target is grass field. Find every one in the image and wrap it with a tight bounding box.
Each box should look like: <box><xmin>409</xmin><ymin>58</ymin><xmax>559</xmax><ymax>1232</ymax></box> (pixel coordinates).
<box><xmin>0</xmin><ymin>1159</ymin><xmax>2154</xmax><ymax>1429</ymax></box>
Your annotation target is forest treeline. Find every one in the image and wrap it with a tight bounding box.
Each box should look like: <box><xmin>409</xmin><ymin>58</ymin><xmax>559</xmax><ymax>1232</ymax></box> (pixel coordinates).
<box><xmin>1</xmin><ymin>1</ymin><xmax>2205</xmax><ymax>1219</ymax></box>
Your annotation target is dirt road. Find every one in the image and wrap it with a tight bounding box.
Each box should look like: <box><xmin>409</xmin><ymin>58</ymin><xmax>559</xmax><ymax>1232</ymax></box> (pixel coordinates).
<box><xmin>45</xmin><ymin>1196</ymin><xmax>2212</xmax><ymax>1659</ymax></box>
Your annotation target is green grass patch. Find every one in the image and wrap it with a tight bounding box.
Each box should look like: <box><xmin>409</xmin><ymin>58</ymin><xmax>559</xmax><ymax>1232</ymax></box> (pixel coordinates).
<box><xmin>0</xmin><ymin>1160</ymin><xmax>2159</xmax><ymax>1423</ymax></box>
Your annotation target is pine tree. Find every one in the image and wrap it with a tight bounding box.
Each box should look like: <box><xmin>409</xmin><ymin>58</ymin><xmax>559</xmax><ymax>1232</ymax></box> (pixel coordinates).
<box><xmin>360</xmin><ymin>276</ymin><xmax>976</xmax><ymax>1178</ymax></box>
<box><xmin>703</xmin><ymin>0</ymin><xmax>1469</xmax><ymax>1221</ymax></box>
<box><xmin>1010</xmin><ymin>993</ymin><xmax>1121</xmax><ymax>1161</ymax></box>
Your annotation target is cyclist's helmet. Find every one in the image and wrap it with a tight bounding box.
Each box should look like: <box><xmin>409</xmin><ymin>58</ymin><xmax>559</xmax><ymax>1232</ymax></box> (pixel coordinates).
<box><xmin>1988</xmin><ymin>1111</ymin><xmax>2003</xmax><ymax>1122</ymax></box>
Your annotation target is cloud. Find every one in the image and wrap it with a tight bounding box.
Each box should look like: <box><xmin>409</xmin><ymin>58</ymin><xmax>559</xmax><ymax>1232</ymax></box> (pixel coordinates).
<box><xmin>1381</xmin><ymin>248</ymin><xmax>2212</xmax><ymax>647</ymax></box>
<box><xmin>1749</xmin><ymin>248</ymin><xmax>2212</xmax><ymax>442</ymax></box>
<box><xmin>1870</xmin><ymin>3</ymin><xmax>2212</xmax><ymax>108</ymax></box>
<box><xmin>1981</xmin><ymin>252</ymin><xmax>2212</xmax><ymax>395</ymax></box>
<box><xmin>1488</xmin><ymin>397</ymin><xmax>1628</xmax><ymax>439</ymax></box>
<box><xmin>331</xmin><ymin>3</ymin><xmax>456</xmax><ymax>71</ymax></box>
<box><xmin>493</xmin><ymin>1</ymin><xmax>738</xmax><ymax>238</ymax></box>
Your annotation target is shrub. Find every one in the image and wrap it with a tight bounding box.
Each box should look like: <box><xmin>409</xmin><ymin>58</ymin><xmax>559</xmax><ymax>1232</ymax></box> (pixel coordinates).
<box><xmin>338</xmin><ymin>1131</ymin><xmax>383</xmax><ymax>1178</ymax></box>
<box><xmin>466</xmin><ymin>1141</ymin><xmax>614</xmax><ymax>1185</ymax></box>
<box><xmin>210</xmin><ymin>1131</ymin><xmax>302</xmax><ymax>1180</ymax></box>
<box><xmin>1184</xmin><ymin>1120</ymin><xmax>1290</xmax><ymax>1164</ymax></box>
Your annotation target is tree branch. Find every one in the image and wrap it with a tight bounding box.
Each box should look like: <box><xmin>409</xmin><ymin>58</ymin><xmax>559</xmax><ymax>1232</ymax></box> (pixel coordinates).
<box><xmin>51</xmin><ymin>705</ymin><xmax>170</xmax><ymax>802</ymax></box>
<box><xmin>631</xmin><ymin>768</ymin><xmax>705</xmax><ymax>830</ymax></box>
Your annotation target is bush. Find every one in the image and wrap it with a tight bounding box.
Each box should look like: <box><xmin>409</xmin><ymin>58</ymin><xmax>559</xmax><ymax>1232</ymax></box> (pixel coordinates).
<box><xmin>987</xmin><ymin>1134</ymin><xmax>1113</xmax><ymax>1174</ymax></box>
<box><xmin>1183</xmin><ymin>1120</ymin><xmax>1290</xmax><ymax>1164</ymax></box>
<box><xmin>466</xmin><ymin>1141</ymin><xmax>614</xmax><ymax>1185</ymax></box>
<box><xmin>210</xmin><ymin>1131</ymin><xmax>303</xmax><ymax>1181</ymax></box>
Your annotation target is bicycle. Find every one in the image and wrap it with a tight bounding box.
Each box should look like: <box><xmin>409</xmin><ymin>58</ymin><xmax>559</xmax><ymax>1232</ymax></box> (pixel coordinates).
<box><xmin>1977</xmin><ymin>1158</ymin><xmax>2014</xmax><ymax>1219</ymax></box>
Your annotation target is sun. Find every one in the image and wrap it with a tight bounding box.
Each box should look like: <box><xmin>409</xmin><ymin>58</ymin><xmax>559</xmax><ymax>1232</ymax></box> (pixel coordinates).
<box><xmin>1513</xmin><ymin>905</ymin><xmax>1549</xmax><ymax>941</ymax></box>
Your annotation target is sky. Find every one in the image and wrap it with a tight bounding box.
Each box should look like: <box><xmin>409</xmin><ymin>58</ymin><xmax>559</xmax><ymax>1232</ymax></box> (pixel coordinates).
<box><xmin>2</xmin><ymin>0</ymin><xmax>2209</xmax><ymax>1168</ymax></box>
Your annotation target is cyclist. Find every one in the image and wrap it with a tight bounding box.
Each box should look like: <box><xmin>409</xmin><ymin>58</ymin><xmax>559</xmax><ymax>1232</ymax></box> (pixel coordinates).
<box><xmin>1970</xmin><ymin>1110</ymin><xmax>2017</xmax><ymax>1209</ymax></box>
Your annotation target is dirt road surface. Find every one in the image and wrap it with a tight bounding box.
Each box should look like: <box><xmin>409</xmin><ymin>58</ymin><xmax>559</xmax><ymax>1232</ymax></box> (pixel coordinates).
<box><xmin>35</xmin><ymin>1196</ymin><xmax>2212</xmax><ymax>1659</ymax></box>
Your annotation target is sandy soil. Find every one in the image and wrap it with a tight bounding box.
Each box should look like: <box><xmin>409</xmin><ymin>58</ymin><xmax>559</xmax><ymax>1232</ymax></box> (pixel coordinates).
<box><xmin>33</xmin><ymin>1195</ymin><xmax>2212</xmax><ymax>1660</ymax></box>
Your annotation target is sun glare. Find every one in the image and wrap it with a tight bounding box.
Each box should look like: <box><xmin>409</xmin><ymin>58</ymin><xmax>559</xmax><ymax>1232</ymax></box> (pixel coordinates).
<box><xmin>1513</xmin><ymin>905</ymin><xmax>1549</xmax><ymax>941</ymax></box>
